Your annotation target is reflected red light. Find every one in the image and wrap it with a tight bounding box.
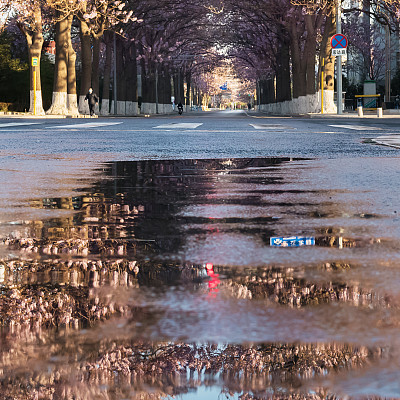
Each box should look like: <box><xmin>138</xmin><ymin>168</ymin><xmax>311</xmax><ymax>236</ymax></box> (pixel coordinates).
<box><xmin>208</xmin><ymin>278</ymin><xmax>220</xmax><ymax>290</ymax></box>
<box><xmin>205</xmin><ymin>263</ymin><xmax>220</xmax><ymax>295</ymax></box>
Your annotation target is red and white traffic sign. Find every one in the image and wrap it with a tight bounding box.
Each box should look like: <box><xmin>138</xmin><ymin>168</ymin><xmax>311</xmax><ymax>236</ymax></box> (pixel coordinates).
<box><xmin>331</xmin><ymin>34</ymin><xmax>348</xmax><ymax>56</ymax></box>
<box><xmin>331</xmin><ymin>34</ymin><xmax>348</xmax><ymax>49</ymax></box>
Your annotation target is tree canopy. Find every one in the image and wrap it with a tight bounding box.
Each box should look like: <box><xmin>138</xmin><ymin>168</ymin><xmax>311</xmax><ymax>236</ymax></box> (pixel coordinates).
<box><xmin>1</xmin><ymin>0</ymin><xmax>400</xmax><ymax>112</ymax></box>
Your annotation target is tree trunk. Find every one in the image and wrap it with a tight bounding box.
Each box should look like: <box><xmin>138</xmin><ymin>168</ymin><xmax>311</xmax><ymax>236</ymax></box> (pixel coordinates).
<box><xmin>191</xmin><ymin>86</ymin><xmax>195</xmax><ymax>106</ymax></box>
<box><xmin>276</xmin><ymin>39</ymin><xmax>291</xmax><ymax>102</ymax></box>
<box><xmin>141</xmin><ymin>61</ymin><xmax>156</xmax><ymax>114</ymax></box>
<box><xmin>185</xmin><ymin>71</ymin><xmax>191</xmax><ymax>109</ymax></box>
<box><xmin>173</xmin><ymin>71</ymin><xmax>179</xmax><ymax>104</ymax></box>
<box><xmin>259</xmin><ymin>79</ymin><xmax>269</xmax><ymax>104</ymax></box>
<box><xmin>289</xmin><ymin>19</ymin><xmax>307</xmax><ymax>98</ymax></box>
<box><xmin>319</xmin><ymin>13</ymin><xmax>336</xmax><ymax>113</ymax></box>
<box><xmin>172</xmin><ymin>69</ymin><xmax>184</xmax><ymax>105</ymax></box>
<box><xmin>116</xmin><ymin>36</ymin><xmax>126</xmax><ymax>114</ymax></box>
<box><xmin>101</xmin><ymin>32</ymin><xmax>112</xmax><ymax>115</ymax></box>
<box><xmin>266</xmin><ymin>77</ymin><xmax>275</xmax><ymax>103</ymax></box>
<box><xmin>304</xmin><ymin>15</ymin><xmax>318</xmax><ymax>95</ymax></box>
<box><xmin>158</xmin><ymin>68</ymin><xmax>165</xmax><ymax>111</ymax></box>
<box><xmin>22</xmin><ymin>7</ymin><xmax>45</xmax><ymax>114</ymax></box>
<box><xmin>91</xmin><ymin>37</ymin><xmax>100</xmax><ymax>114</ymax></box>
<box><xmin>47</xmin><ymin>13</ymin><xmax>76</xmax><ymax>115</ymax></box>
<box><xmin>163</xmin><ymin>70</ymin><xmax>172</xmax><ymax>112</ymax></box>
<box><xmin>178</xmin><ymin>69</ymin><xmax>185</xmax><ymax>103</ymax></box>
<box><xmin>92</xmin><ymin>37</ymin><xmax>100</xmax><ymax>95</ymax></box>
<box><xmin>67</xmin><ymin>14</ymin><xmax>78</xmax><ymax>114</ymax></box>
<box><xmin>320</xmin><ymin>13</ymin><xmax>335</xmax><ymax>91</ymax></box>
<box><xmin>125</xmin><ymin>41</ymin><xmax>138</xmax><ymax>115</ymax></box>
<box><xmin>79</xmin><ymin>20</ymin><xmax>91</xmax><ymax>114</ymax></box>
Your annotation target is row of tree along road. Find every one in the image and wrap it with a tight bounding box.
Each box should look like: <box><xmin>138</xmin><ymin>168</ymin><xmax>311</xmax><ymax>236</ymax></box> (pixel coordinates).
<box><xmin>1</xmin><ymin>0</ymin><xmax>400</xmax><ymax>115</ymax></box>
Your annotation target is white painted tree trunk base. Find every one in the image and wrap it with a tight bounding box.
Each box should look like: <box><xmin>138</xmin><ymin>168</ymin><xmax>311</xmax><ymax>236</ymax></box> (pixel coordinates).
<box><xmin>163</xmin><ymin>104</ymin><xmax>173</xmax><ymax>113</ymax></box>
<box><xmin>100</xmin><ymin>99</ymin><xmax>110</xmax><ymax>116</ymax></box>
<box><xmin>141</xmin><ymin>103</ymin><xmax>156</xmax><ymax>114</ymax></box>
<box><xmin>29</xmin><ymin>90</ymin><xmax>45</xmax><ymax>115</ymax></box>
<box><xmin>78</xmin><ymin>95</ymin><xmax>90</xmax><ymax>114</ymax></box>
<box><xmin>110</xmin><ymin>101</ymin><xmax>116</xmax><ymax>115</ymax></box>
<box><xmin>321</xmin><ymin>90</ymin><xmax>337</xmax><ymax>114</ymax></box>
<box><xmin>46</xmin><ymin>92</ymin><xmax>69</xmax><ymax>115</ymax></box>
<box><xmin>67</xmin><ymin>94</ymin><xmax>79</xmax><ymax>115</ymax></box>
<box><xmin>126</xmin><ymin>101</ymin><xmax>138</xmax><ymax>115</ymax></box>
<box><xmin>257</xmin><ymin>91</ymin><xmax>336</xmax><ymax>115</ymax></box>
<box><xmin>117</xmin><ymin>101</ymin><xmax>126</xmax><ymax>115</ymax></box>
<box><xmin>109</xmin><ymin>101</ymin><xmax>127</xmax><ymax>115</ymax></box>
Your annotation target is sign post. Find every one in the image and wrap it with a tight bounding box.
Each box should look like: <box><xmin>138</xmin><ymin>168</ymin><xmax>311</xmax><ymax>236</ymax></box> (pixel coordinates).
<box><xmin>332</xmin><ymin>2</ymin><xmax>346</xmax><ymax>115</ymax></box>
<box><xmin>31</xmin><ymin>57</ymin><xmax>39</xmax><ymax>115</ymax></box>
<box><xmin>331</xmin><ymin>32</ymin><xmax>348</xmax><ymax>114</ymax></box>
<box><xmin>321</xmin><ymin>58</ymin><xmax>324</xmax><ymax>114</ymax></box>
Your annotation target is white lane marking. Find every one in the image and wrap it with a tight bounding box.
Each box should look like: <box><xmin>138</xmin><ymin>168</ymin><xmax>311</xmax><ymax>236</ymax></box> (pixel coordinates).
<box><xmin>250</xmin><ymin>124</ymin><xmax>281</xmax><ymax>129</ymax></box>
<box><xmin>153</xmin><ymin>123</ymin><xmax>203</xmax><ymax>129</ymax></box>
<box><xmin>372</xmin><ymin>136</ymin><xmax>400</xmax><ymax>148</ymax></box>
<box><xmin>250</xmin><ymin>123</ymin><xmax>295</xmax><ymax>130</ymax></box>
<box><xmin>329</xmin><ymin>124</ymin><xmax>383</xmax><ymax>131</ymax></box>
<box><xmin>48</xmin><ymin>122</ymin><xmax>123</xmax><ymax>129</ymax></box>
<box><xmin>0</xmin><ymin>122</ymin><xmax>42</xmax><ymax>128</ymax></box>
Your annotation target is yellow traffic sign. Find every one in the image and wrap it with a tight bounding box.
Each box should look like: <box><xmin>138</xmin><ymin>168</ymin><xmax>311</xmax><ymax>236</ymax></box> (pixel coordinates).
<box><xmin>31</xmin><ymin>57</ymin><xmax>39</xmax><ymax>67</ymax></box>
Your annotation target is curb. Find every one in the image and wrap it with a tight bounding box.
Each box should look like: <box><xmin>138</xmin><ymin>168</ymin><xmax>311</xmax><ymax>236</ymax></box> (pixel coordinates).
<box><xmin>0</xmin><ymin>111</ymin><xmax>196</xmax><ymax>119</ymax></box>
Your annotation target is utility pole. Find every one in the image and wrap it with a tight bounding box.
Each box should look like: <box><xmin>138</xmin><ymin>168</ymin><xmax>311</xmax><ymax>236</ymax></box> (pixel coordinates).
<box><xmin>337</xmin><ymin>0</ymin><xmax>343</xmax><ymax>115</ymax></box>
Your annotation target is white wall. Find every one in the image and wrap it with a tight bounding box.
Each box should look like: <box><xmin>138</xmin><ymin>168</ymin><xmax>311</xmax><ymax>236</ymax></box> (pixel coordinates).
<box><xmin>257</xmin><ymin>91</ymin><xmax>336</xmax><ymax>115</ymax></box>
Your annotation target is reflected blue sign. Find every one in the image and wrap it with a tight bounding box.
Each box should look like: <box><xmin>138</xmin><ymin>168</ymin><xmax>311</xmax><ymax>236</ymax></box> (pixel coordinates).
<box><xmin>270</xmin><ymin>236</ymin><xmax>315</xmax><ymax>247</ymax></box>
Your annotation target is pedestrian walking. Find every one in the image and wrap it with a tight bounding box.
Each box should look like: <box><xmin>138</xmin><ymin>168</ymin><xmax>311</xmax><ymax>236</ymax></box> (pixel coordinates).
<box><xmin>395</xmin><ymin>95</ymin><xmax>399</xmax><ymax>110</ymax></box>
<box><xmin>85</xmin><ymin>88</ymin><xmax>99</xmax><ymax>116</ymax></box>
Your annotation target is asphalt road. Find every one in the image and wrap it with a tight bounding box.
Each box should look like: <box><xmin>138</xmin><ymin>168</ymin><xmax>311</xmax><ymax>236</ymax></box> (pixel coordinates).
<box><xmin>0</xmin><ymin>109</ymin><xmax>398</xmax><ymax>223</ymax></box>
<box><xmin>2</xmin><ymin>110</ymin><xmax>400</xmax><ymax>398</ymax></box>
<box><xmin>0</xmin><ymin>109</ymin><xmax>399</xmax><ymax>162</ymax></box>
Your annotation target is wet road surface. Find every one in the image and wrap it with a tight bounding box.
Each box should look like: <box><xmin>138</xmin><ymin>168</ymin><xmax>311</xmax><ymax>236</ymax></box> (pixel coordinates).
<box><xmin>1</xmin><ymin>111</ymin><xmax>400</xmax><ymax>399</ymax></box>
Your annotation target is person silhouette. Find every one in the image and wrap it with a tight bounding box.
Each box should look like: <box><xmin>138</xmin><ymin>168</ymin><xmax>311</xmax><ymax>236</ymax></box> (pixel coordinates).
<box><xmin>85</xmin><ymin>88</ymin><xmax>99</xmax><ymax>116</ymax></box>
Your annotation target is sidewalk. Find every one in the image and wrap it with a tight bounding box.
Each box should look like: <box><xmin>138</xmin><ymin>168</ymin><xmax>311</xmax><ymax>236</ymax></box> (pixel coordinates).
<box><xmin>307</xmin><ymin>110</ymin><xmax>400</xmax><ymax>119</ymax></box>
<box><xmin>0</xmin><ymin>111</ymin><xmax>95</xmax><ymax>119</ymax></box>
<box><xmin>247</xmin><ymin>109</ymin><xmax>400</xmax><ymax>149</ymax></box>
<box><xmin>308</xmin><ymin>110</ymin><xmax>400</xmax><ymax>149</ymax></box>
<box><xmin>248</xmin><ymin>109</ymin><xmax>400</xmax><ymax>119</ymax></box>
<box><xmin>0</xmin><ymin>109</ymin><xmax>197</xmax><ymax>119</ymax></box>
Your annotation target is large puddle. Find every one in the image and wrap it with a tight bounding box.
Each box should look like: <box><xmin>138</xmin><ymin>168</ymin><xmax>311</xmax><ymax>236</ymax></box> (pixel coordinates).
<box><xmin>1</xmin><ymin>157</ymin><xmax>400</xmax><ymax>399</ymax></box>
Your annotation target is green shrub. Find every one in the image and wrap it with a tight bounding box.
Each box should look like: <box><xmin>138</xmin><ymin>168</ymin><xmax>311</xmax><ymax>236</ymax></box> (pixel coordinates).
<box><xmin>0</xmin><ymin>33</ymin><xmax>29</xmax><ymax>111</ymax></box>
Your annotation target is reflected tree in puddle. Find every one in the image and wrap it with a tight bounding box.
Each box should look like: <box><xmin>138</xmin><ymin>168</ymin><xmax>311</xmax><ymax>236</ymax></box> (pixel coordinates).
<box><xmin>0</xmin><ymin>333</ymin><xmax>385</xmax><ymax>399</ymax></box>
<box><xmin>0</xmin><ymin>158</ymin><xmax>397</xmax><ymax>399</ymax></box>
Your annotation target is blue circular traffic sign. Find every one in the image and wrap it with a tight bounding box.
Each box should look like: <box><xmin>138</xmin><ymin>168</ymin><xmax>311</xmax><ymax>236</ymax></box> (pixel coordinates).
<box><xmin>331</xmin><ymin>34</ymin><xmax>348</xmax><ymax>49</ymax></box>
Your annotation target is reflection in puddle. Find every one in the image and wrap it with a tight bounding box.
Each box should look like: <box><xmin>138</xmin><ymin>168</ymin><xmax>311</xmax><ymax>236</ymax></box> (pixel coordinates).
<box><xmin>1</xmin><ymin>157</ymin><xmax>400</xmax><ymax>398</ymax></box>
